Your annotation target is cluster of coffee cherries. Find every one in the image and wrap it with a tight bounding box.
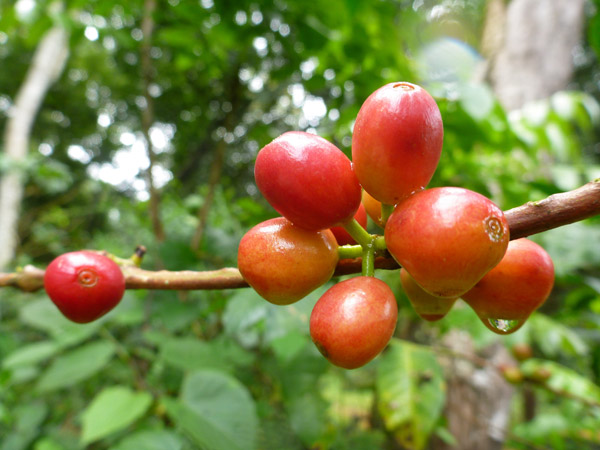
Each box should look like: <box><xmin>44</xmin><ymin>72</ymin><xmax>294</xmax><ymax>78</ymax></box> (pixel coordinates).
<box><xmin>237</xmin><ymin>82</ymin><xmax>555</xmax><ymax>370</ymax></box>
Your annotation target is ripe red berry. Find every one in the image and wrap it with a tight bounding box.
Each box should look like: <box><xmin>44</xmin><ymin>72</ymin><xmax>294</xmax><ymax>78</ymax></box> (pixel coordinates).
<box><xmin>254</xmin><ymin>131</ymin><xmax>362</xmax><ymax>231</ymax></box>
<box><xmin>352</xmin><ymin>82</ymin><xmax>444</xmax><ymax>205</ymax></box>
<box><xmin>44</xmin><ymin>251</ymin><xmax>125</xmax><ymax>323</ymax></box>
<box><xmin>237</xmin><ymin>217</ymin><xmax>339</xmax><ymax>305</ymax></box>
<box><xmin>462</xmin><ymin>238</ymin><xmax>555</xmax><ymax>334</ymax></box>
<box><xmin>310</xmin><ymin>276</ymin><xmax>398</xmax><ymax>369</ymax></box>
<box><xmin>385</xmin><ymin>187</ymin><xmax>509</xmax><ymax>298</ymax></box>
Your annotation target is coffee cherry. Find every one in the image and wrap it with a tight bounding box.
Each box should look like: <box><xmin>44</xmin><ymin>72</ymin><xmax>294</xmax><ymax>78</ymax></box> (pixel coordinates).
<box><xmin>44</xmin><ymin>251</ymin><xmax>125</xmax><ymax>323</ymax></box>
<box><xmin>237</xmin><ymin>217</ymin><xmax>338</xmax><ymax>305</ymax></box>
<box><xmin>499</xmin><ymin>364</ymin><xmax>524</xmax><ymax>384</ymax></box>
<box><xmin>310</xmin><ymin>276</ymin><xmax>398</xmax><ymax>369</ymax></box>
<box><xmin>462</xmin><ymin>238</ymin><xmax>554</xmax><ymax>335</ymax></box>
<box><xmin>385</xmin><ymin>187</ymin><xmax>509</xmax><ymax>298</ymax></box>
<box><xmin>254</xmin><ymin>131</ymin><xmax>362</xmax><ymax>231</ymax></box>
<box><xmin>527</xmin><ymin>366</ymin><xmax>552</xmax><ymax>383</ymax></box>
<box><xmin>361</xmin><ymin>190</ymin><xmax>384</xmax><ymax>228</ymax></box>
<box><xmin>330</xmin><ymin>203</ymin><xmax>368</xmax><ymax>246</ymax></box>
<box><xmin>352</xmin><ymin>82</ymin><xmax>443</xmax><ymax>205</ymax></box>
<box><xmin>400</xmin><ymin>268</ymin><xmax>457</xmax><ymax>321</ymax></box>
<box><xmin>511</xmin><ymin>342</ymin><xmax>534</xmax><ymax>362</ymax></box>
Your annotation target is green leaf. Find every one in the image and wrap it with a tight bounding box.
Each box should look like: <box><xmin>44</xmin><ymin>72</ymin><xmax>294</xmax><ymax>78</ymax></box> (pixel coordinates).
<box><xmin>528</xmin><ymin>313</ymin><xmax>589</xmax><ymax>358</ymax></box>
<box><xmin>163</xmin><ymin>399</ymin><xmax>244</xmax><ymax>450</ymax></box>
<box><xmin>223</xmin><ymin>284</ymin><xmax>327</xmax><ymax>348</ymax></box>
<box><xmin>286</xmin><ymin>393</ymin><xmax>327</xmax><ymax>446</ymax></box>
<box><xmin>588</xmin><ymin>10</ymin><xmax>600</xmax><ymax>59</ymax></box>
<box><xmin>164</xmin><ymin>369</ymin><xmax>258</xmax><ymax>450</ymax></box>
<box><xmin>31</xmin><ymin>437</ymin><xmax>65</xmax><ymax>450</ymax></box>
<box><xmin>112</xmin><ymin>430</ymin><xmax>184</xmax><ymax>450</ymax></box>
<box><xmin>521</xmin><ymin>359</ymin><xmax>600</xmax><ymax>405</ymax></box>
<box><xmin>35</xmin><ymin>340</ymin><xmax>115</xmax><ymax>392</ymax></box>
<box><xmin>376</xmin><ymin>339</ymin><xmax>446</xmax><ymax>450</ymax></box>
<box><xmin>2</xmin><ymin>341</ymin><xmax>59</xmax><ymax>369</ymax></box>
<box><xmin>80</xmin><ymin>386</ymin><xmax>153</xmax><ymax>445</ymax></box>
<box><xmin>19</xmin><ymin>299</ymin><xmax>102</xmax><ymax>347</ymax></box>
<box><xmin>0</xmin><ymin>401</ymin><xmax>48</xmax><ymax>450</ymax></box>
<box><xmin>222</xmin><ymin>289</ymin><xmax>269</xmax><ymax>348</ymax></box>
<box><xmin>159</xmin><ymin>337</ymin><xmax>232</xmax><ymax>372</ymax></box>
<box><xmin>270</xmin><ymin>331</ymin><xmax>308</xmax><ymax>365</ymax></box>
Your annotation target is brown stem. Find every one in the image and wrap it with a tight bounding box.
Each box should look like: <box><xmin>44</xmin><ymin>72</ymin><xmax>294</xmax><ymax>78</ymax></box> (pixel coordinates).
<box><xmin>190</xmin><ymin>139</ymin><xmax>225</xmax><ymax>252</ymax></box>
<box><xmin>503</xmin><ymin>180</ymin><xmax>600</xmax><ymax>239</ymax></box>
<box><xmin>190</xmin><ymin>67</ymin><xmax>241</xmax><ymax>251</ymax></box>
<box><xmin>1</xmin><ymin>181</ymin><xmax>599</xmax><ymax>292</ymax></box>
<box><xmin>140</xmin><ymin>0</ymin><xmax>165</xmax><ymax>242</ymax></box>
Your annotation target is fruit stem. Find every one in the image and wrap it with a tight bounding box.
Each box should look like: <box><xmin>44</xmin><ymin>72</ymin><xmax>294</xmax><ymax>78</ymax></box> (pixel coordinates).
<box><xmin>131</xmin><ymin>245</ymin><xmax>147</xmax><ymax>267</ymax></box>
<box><xmin>338</xmin><ymin>245</ymin><xmax>363</xmax><ymax>260</ymax></box>
<box><xmin>373</xmin><ymin>235</ymin><xmax>387</xmax><ymax>252</ymax></box>
<box><xmin>362</xmin><ymin>239</ymin><xmax>376</xmax><ymax>277</ymax></box>
<box><xmin>342</xmin><ymin>218</ymin><xmax>373</xmax><ymax>248</ymax></box>
<box><xmin>380</xmin><ymin>203</ymin><xmax>394</xmax><ymax>225</ymax></box>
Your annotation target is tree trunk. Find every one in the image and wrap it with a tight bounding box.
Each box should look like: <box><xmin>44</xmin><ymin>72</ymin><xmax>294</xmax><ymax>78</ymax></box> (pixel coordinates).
<box><xmin>0</xmin><ymin>26</ymin><xmax>69</xmax><ymax>270</ymax></box>
<box><xmin>484</xmin><ymin>0</ymin><xmax>586</xmax><ymax>111</ymax></box>
<box><xmin>431</xmin><ymin>331</ymin><xmax>516</xmax><ymax>450</ymax></box>
<box><xmin>140</xmin><ymin>0</ymin><xmax>165</xmax><ymax>242</ymax></box>
<box><xmin>430</xmin><ymin>1</ymin><xmax>587</xmax><ymax>448</ymax></box>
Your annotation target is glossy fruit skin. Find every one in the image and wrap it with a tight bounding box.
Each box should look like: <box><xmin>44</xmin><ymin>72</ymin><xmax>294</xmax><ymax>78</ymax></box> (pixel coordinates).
<box><xmin>330</xmin><ymin>203</ymin><xmax>367</xmax><ymax>246</ymax></box>
<box><xmin>400</xmin><ymin>268</ymin><xmax>457</xmax><ymax>321</ymax></box>
<box><xmin>255</xmin><ymin>131</ymin><xmax>362</xmax><ymax>231</ymax></box>
<box><xmin>352</xmin><ymin>82</ymin><xmax>443</xmax><ymax>205</ymax></box>
<box><xmin>44</xmin><ymin>251</ymin><xmax>125</xmax><ymax>323</ymax></box>
<box><xmin>385</xmin><ymin>187</ymin><xmax>509</xmax><ymax>298</ymax></box>
<box><xmin>310</xmin><ymin>276</ymin><xmax>398</xmax><ymax>369</ymax></box>
<box><xmin>237</xmin><ymin>217</ymin><xmax>338</xmax><ymax>305</ymax></box>
<box><xmin>362</xmin><ymin>190</ymin><xmax>384</xmax><ymax>228</ymax></box>
<box><xmin>462</xmin><ymin>238</ymin><xmax>554</xmax><ymax>326</ymax></box>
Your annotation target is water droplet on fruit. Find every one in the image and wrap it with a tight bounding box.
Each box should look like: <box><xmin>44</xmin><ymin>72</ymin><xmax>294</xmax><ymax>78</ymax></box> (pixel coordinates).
<box><xmin>393</xmin><ymin>82</ymin><xmax>414</xmax><ymax>91</ymax></box>
<box><xmin>486</xmin><ymin>318</ymin><xmax>523</xmax><ymax>334</ymax></box>
<box><xmin>484</xmin><ymin>216</ymin><xmax>504</xmax><ymax>242</ymax></box>
<box><xmin>77</xmin><ymin>269</ymin><xmax>99</xmax><ymax>287</ymax></box>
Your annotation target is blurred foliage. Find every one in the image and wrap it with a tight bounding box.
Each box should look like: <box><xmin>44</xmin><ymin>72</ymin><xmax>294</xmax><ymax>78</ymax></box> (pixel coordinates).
<box><xmin>1</xmin><ymin>0</ymin><xmax>600</xmax><ymax>449</ymax></box>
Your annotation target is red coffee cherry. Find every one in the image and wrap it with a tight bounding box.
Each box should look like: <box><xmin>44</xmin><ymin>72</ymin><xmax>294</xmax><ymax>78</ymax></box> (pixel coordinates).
<box><xmin>462</xmin><ymin>238</ymin><xmax>555</xmax><ymax>335</ymax></box>
<box><xmin>237</xmin><ymin>217</ymin><xmax>338</xmax><ymax>305</ymax></box>
<box><xmin>352</xmin><ymin>82</ymin><xmax>443</xmax><ymax>205</ymax></box>
<box><xmin>385</xmin><ymin>187</ymin><xmax>509</xmax><ymax>298</ymax></box>
<box><xmin>254</xmin><ymin>131</ymin><xmax>362</xmax><ymax>231</ymax></box>
<box><xmin>44</xmin><ymin>251</ymin><xmax>125</xmax><ymax>323</ymax></box>
<box><xmin>310</xmin><ymin>276</ymin><xmax>398</xmax><ymax>369</ymax></box>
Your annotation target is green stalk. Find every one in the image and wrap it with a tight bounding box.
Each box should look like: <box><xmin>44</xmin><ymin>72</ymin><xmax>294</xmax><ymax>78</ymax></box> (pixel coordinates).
<box><xmin>362</xmin><ymin>240</ymin><xmax>375</xmax><ymax>277</ymax></box>
<box><xmin>338</xmin><ymin>244</ymin><xmax>363</xmax><ymax>260</ymax></box>
<box><xmin>341</xmin><ymin>218</ymin><xmax>373</xmax><ymax>248</ymax></box>
<box><xmin>373</xmin><ymin>235</ymin><xmax>387</xmax><ymax>252</ymax></box>
<box><xmin>341</xmin><ymin>218</ymin><xmax>379</xmax><ymax>277</ymax></box>
<box><xmin>380</xmin><ymin>203</ymin><xmax>394</xmax><ymax>225</ymax></box>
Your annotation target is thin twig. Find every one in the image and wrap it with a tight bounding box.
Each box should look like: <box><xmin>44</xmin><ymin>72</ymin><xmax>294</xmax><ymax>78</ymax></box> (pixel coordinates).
<box><xmin>1</xmin><ymin>180</ymin><xmax>599</xmax><ymax>292</ymax></box>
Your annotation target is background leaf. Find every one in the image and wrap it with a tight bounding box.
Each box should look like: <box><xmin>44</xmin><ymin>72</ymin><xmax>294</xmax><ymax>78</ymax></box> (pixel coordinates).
<box><xmin>164</xmin><ymin>369</ymin><xmax>258</xmax><ymax>450</ymax></box>
<box><xmin>376</xmin><ymin>339</ymin><xmax>446</xmax><ymax>450</ymax></box>
<box><xmin>35</xmin><ymin>340</ymin><xmax>115</xmax><ymax>392</ymax></box>
<box><xmin>80</xmin><ymin>386</ymin><xmax>153</xmax><ymax>444</ymax></box>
